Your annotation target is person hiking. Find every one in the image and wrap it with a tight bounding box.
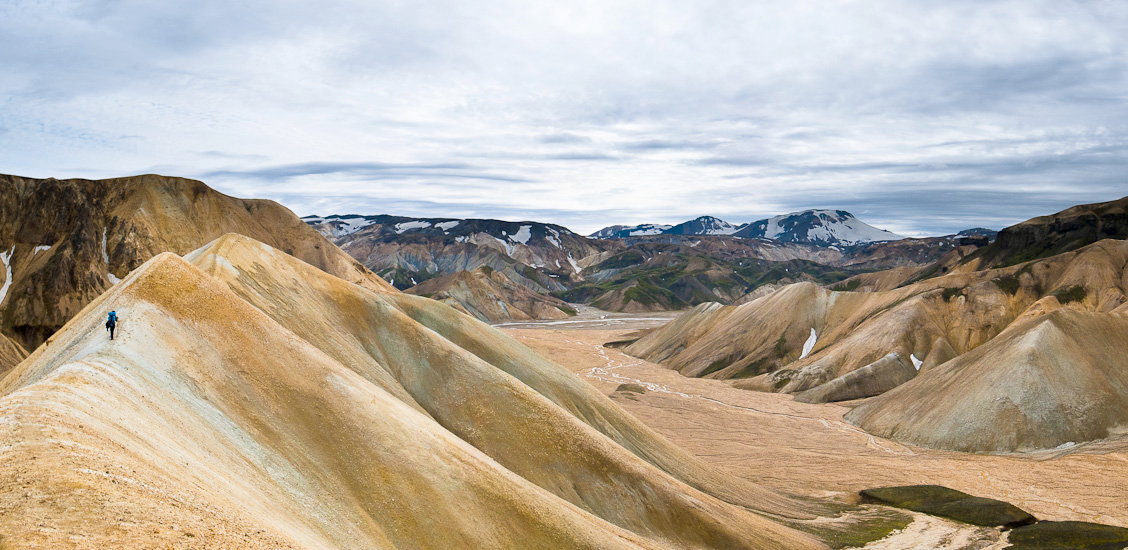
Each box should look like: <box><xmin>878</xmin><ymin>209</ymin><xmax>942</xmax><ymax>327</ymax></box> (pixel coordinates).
<box><xmin>106</xmin><ymin>310</ymin><xmax>118</xmax><ymax>340</ymax></box>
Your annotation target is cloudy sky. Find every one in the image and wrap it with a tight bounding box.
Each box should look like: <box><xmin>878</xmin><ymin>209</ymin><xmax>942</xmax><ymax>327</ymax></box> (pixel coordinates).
<box><xmin>2</xmin><ymin>0</ymin><xmax>1127</xmax><ymax>235</ymax></box>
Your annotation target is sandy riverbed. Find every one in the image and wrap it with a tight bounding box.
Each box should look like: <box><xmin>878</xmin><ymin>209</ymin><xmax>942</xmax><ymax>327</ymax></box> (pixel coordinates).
<box><xmin>502</xmin><ymin>323</ymin><xmax>1128</xmax><ymax>529</ymax></box>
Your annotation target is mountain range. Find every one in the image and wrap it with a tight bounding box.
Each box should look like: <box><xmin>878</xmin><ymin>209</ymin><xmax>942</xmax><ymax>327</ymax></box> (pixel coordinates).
<box><xmin>590</xmin><ymin>210</ymin><xmax>909</xmax><ymax>246</ymax></box>
<box><xmin>623</xmin><ymin>195</ymin><xmax>1128</xmax><ymax>453</ymax></box>
<box><xmin>303</xmin><ymin>209</ymin><xmax>991</xmax><ymax>321</ymax></box>
<box><xmin>2</xmin><ymin>172</ymin><xmax>1127</xmax><ymax>546</ymax></box>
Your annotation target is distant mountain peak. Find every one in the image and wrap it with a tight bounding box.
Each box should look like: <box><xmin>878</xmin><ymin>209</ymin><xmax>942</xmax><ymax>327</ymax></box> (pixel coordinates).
<box><xmin>735</xmin><ymin>210</ymin><xmax>902</xmax><ymax>246</ymax></box>
<box><xmin>663</xmin><ymin>216</ymin><xmax>745</xmax><ymax>236</ymax></box>
<box><xmin>589</xmin><ymin>223</ymin><xmax>673</xmax><ymax>238</ymax></box>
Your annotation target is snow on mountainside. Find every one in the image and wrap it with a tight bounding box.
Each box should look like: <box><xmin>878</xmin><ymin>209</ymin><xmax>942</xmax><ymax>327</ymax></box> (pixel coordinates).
<box><xmin>664</xmin><ymin>216</ymin><xmax>745</xmax><ymax>235</ymax></box>
<box><xmin>734</xmin><ymin>210</ymin><xmax>903</xmax><ymax>245</ymax></box>
<box><xmin>589</xmin><ymin>223</ymin><xmax>674</xmax><ymax>238</ymax></box>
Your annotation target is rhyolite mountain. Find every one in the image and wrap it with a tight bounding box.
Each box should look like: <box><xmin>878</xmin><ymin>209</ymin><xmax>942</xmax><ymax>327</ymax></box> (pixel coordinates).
<box><xmin>0</xmin><ymin>174</ymin><xmax>393</xmax><ymax>367</ymax></box>
<box><xmin>304</xmin><ymin>214</ymin><xmax>609</xmax><ymax>291</ymax></box>
<box><xmin>734</xmin><ymin>209</ymin><xmax>903</xmax><ymax>245</ymax></box>
<box><xmin>0</xmin><ymin>233</ymin><xmax>846</xmax><ymax>548</ymax></box>
<box><xmin>307</xmin><ymin>212</ymin><xmax>960</xmax><ymax>314</ymax></box>
<box><xmin>625</xmin><ymin>196</ymin><xmax>1128</xmax><ymax>452</ymax></box>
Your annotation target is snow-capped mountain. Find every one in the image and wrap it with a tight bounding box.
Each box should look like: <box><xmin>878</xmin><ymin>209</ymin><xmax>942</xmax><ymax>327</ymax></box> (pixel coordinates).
<box><xmin>588</xmin><ymin>223</ymin><xmax>673</xmax><ymax>238</ymax></box>
<box><xmin>663</xmin><ymin>216</ymin><xmax>746</xmax><ymax>235</ymax></box>
<box><xmin>302</xmin><ymin>214</ymin><xmax>606</xmax><ymax>290</ymax></box>
<box><xmin>734</xmin><ymin>210</ymin><xmax>903</xmax><ymax>246</ymax></box>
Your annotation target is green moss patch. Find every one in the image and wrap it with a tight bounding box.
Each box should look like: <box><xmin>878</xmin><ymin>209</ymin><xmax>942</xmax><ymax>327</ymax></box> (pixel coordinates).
<box><xmin>803</xmin><ymin>508</ymin><xmax>913</xmax><ymax>549</ymax></box>
<box><xmin>1005</xmin><ymin>521</ymin><xmax>1128</xmax><ymax>549</ymax></box>
<box><xmin>1053</xmin><ymin>285</ymin><xmax>1088</xmax><ymax>304</ymax></box>
<box><xmin>860</xmin><ymin>485</ymin><xmax>1035</xmax><ymax>528</ymax></box>
<box><xmin>993</xmin><ymin>275</ymin><xmax>1021</xmax><ymax>295</ymax></box>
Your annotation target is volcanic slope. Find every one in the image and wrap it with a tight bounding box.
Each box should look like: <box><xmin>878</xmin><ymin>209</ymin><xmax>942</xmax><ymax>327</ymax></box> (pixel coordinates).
<box><xmin>0</xmin><ymin>174</ymin><xmax>393</xmax><ymax>362</ymax></box>
<box><xmin>625</xmin><ymin>239</ymin><xmax>1128</xmax><ymax>451</ymax></box>
<box><xmin>846</xmin><ymin>308</ymin><xmax>1128</xmax><ymax>452</ymax></box>
<box><xmin>0</xmin><ymin>235</ymin><xmax>825</xmax><ymax>549</ymax></box>
<box><xmin>405</xmin><ymin>266</ymin><xmax>576</xmax><ymax>322</ymax></box>
<box><xmin>186</xmin><ymin>234</ymin><xmax>823</xmax><ymax>544</ymax></box>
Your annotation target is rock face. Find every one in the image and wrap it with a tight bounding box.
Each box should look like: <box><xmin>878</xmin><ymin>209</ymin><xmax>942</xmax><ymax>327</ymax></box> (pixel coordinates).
<box><xmin>0</xmin><ymin>174</ymin><xmax>393</xmax><ymax>361</ymax></box>
<box><xmin>0</xmin><ymin>234</ymin><xmax>825</xmax><ymax>549</ymax></box>
<box><xmin>961</xmin><ymin>195</ymin><xmax>1128</xmax><ymax>269</ymax></box>
<box><xmin>405</xmin><ymin>267</ymin><xmax>575</xmax><ymax>322</ymax></box>
<box><xmin>794</xmin><ymin>353</ymin><xmax>918</xmax><ymax>404</ymax></box>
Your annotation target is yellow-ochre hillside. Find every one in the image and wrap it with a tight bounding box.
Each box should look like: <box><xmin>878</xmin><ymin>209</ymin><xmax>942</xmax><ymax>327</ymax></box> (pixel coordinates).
<box><xmin>0</xmin><ymin>234</ymin><xmax>826</xmax><ymax>549</ymax></box>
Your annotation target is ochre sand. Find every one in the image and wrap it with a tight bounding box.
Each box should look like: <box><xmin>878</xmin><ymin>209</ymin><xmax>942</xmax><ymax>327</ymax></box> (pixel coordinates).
<box><xmin>506</xmin><ymin>325</ymin><xmax>1128</xmax><ymax>528</ymax></box>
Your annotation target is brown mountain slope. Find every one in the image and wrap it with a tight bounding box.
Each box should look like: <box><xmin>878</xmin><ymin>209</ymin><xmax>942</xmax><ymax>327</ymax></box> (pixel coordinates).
<box><xmin>0</xmin><ymin>239</ymin><xmax>825</xmax><ymax>549</ymax></box>
<box><xmin>0</xmin><ymin>173</ymin><xmax>393</xmax><ymax>358</ymax></box>
<box><xmin>190</xmin><ymin>234</ymin><xmax>825</xmax><ymax>547</ymax></box>
<box><xmin>627</xmin><ymin>239</ymin><xmax>1128</xmax><ymax>394</ymax></box>
<box><xmin>406</xmin><ymin>267</ymin><xmax>574</xmax><ymax>322</ymax></box>
<box><xmin>846</xmin><ymin>309</ymin><xmax>1128</xmax><ymax>452</ymax></box>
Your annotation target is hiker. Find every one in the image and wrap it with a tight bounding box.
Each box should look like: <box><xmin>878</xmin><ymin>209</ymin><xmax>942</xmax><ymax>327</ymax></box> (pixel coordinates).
<box><xmin>106</xmin><ymin>310</ymin><xmax>118</xmax><ymax>340</ymax></box>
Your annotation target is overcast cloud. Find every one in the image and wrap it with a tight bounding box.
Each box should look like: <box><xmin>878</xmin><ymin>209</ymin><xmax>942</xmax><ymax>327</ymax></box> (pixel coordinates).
<box><xmin>2</xmin><ymin>0</ymin><xmax>1126</xmax><ymax>235</ymax></box>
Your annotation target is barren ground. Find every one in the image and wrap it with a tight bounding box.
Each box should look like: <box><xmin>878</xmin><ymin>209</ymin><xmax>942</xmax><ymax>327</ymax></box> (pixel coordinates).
<box><xmin>502</xmin><ymin>321</ymin><xmax>1128</xmax><ymax>529</ymax></box>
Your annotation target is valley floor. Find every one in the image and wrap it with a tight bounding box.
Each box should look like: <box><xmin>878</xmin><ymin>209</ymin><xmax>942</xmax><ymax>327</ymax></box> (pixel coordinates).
<box><xmin>502</xmin><ymin>321</ymin><xmax>1128</xmax><ymax>530</ymax></box>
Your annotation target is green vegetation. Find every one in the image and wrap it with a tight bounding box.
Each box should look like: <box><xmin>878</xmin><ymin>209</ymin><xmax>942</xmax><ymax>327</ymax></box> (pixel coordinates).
<box><xmin>941</xmin><ymin>287</ymin><xmax>963</xmax><ymax>302</ymax></box>
<box><xmin>860</xmin><ymin>485</ymin><xmax>1036</xmax><ymax>528</ymax></box>
<box><xmin>595</xmin><ymin>251</ymin><xmax>646</xmax><ymax>270</ymax></box>
<box><xmin>992</xmin><ymin>274</ymin><xmax>1021</xmax><ymax>295</ymax></box>
<box><xmin>806</xmin><ymin>509</ymin><xmax>913</xmax><ymax>549</ymax></box>
<box><xmin>1054</xmin><ymin>285</ymin><xmax>1088</xmax><ymax>304</ymax></box>
<box><xmin>831</xmin><ymin>278</ymin><xmax>862</xmax><ymax>292</ymax></box>
<box><xmin>1006</xmin><ymin>521</ymin><xmax>1128</xmax><ymax>549</ymax></box>
<box><xmin>556</xmin><ymin>304</ymin><xmax>577</xmax><ymax>316</ymax></box>
<box><xmin>479</xmin><ymin>265</ymin><xmax>494</xmax><ymax>276</ymax></box>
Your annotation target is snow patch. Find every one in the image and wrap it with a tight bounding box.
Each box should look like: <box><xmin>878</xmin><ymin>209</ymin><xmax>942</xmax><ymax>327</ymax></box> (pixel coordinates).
<box><xmin>512</xmin><ymin>225</ymin><xmax>532</xmax><ymax>244</ymax></box>
<box><xmin>107</xmin><ymin>273</ymin><xmax>122</xmax><ymax>285</ymax></box>
<box><xmin>494</xmin><ymin>237</ymin><xmax>517</xmax><ymax>256</ymax></box>
<box><xmin>32</xmin><ymin>245</ymin><xmax>51</xmax><ymax>254</ymax></box>
<box><xmin>435</xmin><ymin>221</ymin><xmax>460</xmax><ymax>231</ymax></box>
<box><xmin>0</xmin><ymin>246</ymin><xmax>14</xmax><ymax>306</ymax></box>
<box><xmin>799</xmin><ymin>328</ymin><xmax>817</xmax><ymax>359</ymax></box>
<box><xmin>394</xmin><ymin>221</ymin><xmax>432</xmax><ymax>233</ymax></box>
<box><xmin>910</xmin><ymin>354</ymin><xmax>923</xmax><ymax>370</ymax></box>
<box><xmin>101</xmin><ymin>228</ymin><xmax>110</xmax><ymax>264</ymax></box>
<box><xmin>566</xmin><ymin>254</ymin><xmax>581</xmax><ymax>273</ymax></box>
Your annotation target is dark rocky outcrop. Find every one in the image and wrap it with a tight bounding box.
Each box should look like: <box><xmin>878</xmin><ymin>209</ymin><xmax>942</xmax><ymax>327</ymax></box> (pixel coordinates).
<box><xmin>860</xmin><ymin>485</ymin><xmax>1036</xmax><ymax>528</ymax></box>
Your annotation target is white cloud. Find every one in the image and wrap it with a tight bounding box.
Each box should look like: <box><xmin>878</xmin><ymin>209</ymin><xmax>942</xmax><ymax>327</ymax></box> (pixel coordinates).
<box><xmin>2</xmin><ymin>0</ymin><xmax>1126</xmax><ymax>235</ymax></box>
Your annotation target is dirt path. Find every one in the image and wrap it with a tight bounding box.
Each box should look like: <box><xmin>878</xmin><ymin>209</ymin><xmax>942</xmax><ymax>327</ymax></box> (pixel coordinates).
<box><xmin>505</xmin><ymin>326</ymin><xmax>1128</xmax><ymax>528</ymax></box>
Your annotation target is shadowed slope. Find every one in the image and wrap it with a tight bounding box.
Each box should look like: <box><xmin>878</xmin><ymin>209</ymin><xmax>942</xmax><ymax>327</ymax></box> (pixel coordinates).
<box><xmin>186</xmin><ymin>234</ymin><xmax>825</xmax><ymax>549</ymax></box>
<box><xmin>0</xmin><ymin>253</ymin><xmax>668</xmax><ymax>549</ymax></box>
<box><xmin>0</xmin><ymin>334</ymin><xmax>25</xmax><ymax>378</ymax></box>
<box><xmin>405</xmin><ymin>267</ymin><xmax>574</xmax><ymax>322</ymax></box>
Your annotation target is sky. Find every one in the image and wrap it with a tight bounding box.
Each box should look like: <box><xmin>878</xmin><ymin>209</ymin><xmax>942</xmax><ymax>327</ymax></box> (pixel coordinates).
<box><xmin>2</xmin><ymin>0</ymin><xmax>1127</xmax><ymax>236</ymax></box>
